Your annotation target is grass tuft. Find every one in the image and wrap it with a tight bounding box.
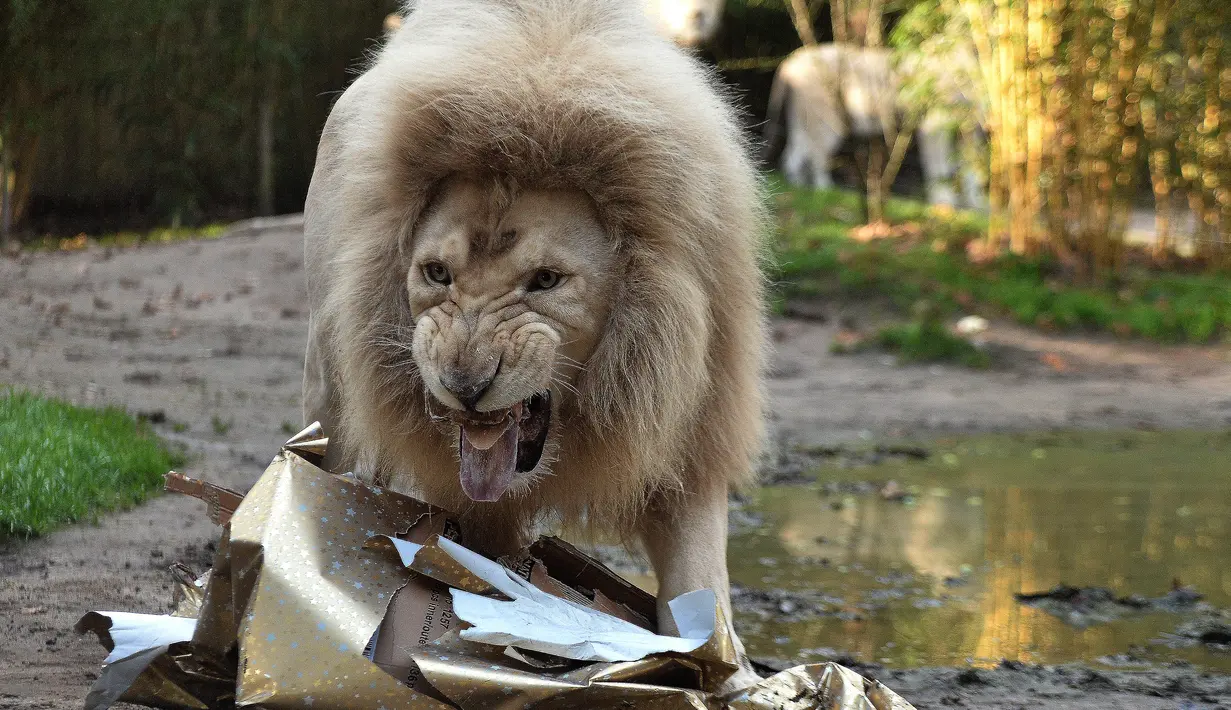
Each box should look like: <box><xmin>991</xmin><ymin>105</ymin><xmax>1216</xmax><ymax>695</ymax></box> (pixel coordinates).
<box><xmin>0</xmin><ymin>390</ymin><xmax>182</xmax><ymax>537</ymax></box>
<box><xmin>211</xmin><ymin>415</ymin><xmax>233</xmax><ymax>436</ymax></box>
<box><xmin>877</xmin><ymin>322</ymin><xmax>992</xmax><ymax>368</ymax></box>
<box><xmin>770</xmin><ymin>179</ymin><xmax>1231</xmax><ymax>344</ymax></box>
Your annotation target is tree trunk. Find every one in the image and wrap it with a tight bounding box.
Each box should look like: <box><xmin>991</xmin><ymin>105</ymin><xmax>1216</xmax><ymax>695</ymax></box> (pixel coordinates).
<box><xmin>11</xmin><ymin>134</ymin><xmax>38</xmax><ymax>227</ymax></box>
<box><xmin>1</xmin><ymin>138</ymin><xmax>11</xmax><ymax>249</ymax></box>
<box><xmin>256</xmin><ymin>0</ymin><xmax>283</xmax><ymax>218</ymax></box>
<box><xmin>864</xmin><ymin>0</ymin><xmax>889</xmax><ymax>223</ymax></box>
<box><xmin>257</xmin><ymin>80</ymin><xmax>277</xmax><ymax>217</ymax></box>
<box><xmin>866</xmin><ymin>142</ymin><xmax>885</xmax><ymax>224</ymax></box>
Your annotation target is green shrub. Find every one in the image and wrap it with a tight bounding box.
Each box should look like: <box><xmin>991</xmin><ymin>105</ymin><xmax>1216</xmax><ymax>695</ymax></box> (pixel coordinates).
<box><xmin>772</xmin><ymin>181</ymin><xmax>1231</xmax><ymax>344</ymax></box>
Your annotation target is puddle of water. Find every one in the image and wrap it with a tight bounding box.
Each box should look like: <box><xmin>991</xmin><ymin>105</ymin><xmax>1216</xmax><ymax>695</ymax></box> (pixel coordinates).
<box><xmin>730</xmin><ymin>430</ymin><xmax>1231</xmax><ymax>670</ymax></box>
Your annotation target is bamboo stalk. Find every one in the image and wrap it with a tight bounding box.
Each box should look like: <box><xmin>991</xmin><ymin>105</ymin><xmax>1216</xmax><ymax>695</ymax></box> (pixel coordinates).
<box><xmin>1025</xmin><ymin>0</ymin><xmax>1045</xmax><ymax>253</ymax></box>
<box><xmin>1042</xmin><ymin>0</ymin><xmax>1068</xmax><ymax>252</ymax></box>
<box><xmin>1139</xmin><ymin>0</ymin><xmax>1175</xmax><ymax>257</ymax></box>
<box><xmin>864</xmin><ymin>0</ymin><xmax>885</xmax><ymax>47</ymax></box>
<box><xmin>959</xmin><ymin>0</ymin><xmax>1007</xmax><ymax>245</ymax></box>
<box><xmin>1199</xmin><ymin>31</ymin><xmax>1223</xmax><ymax>258</ymax></box>
<box><xmin>1070</xmin><ymin>2</ymin><xmax>1095</xmax><ymax>272</ymax></box>
<box><xmin>831</xmin><ymin>0</ymin><xmax>849</xmax><ymax>44</ymax></box>
<box><xmin>788</xmin><ymin>0</ymin><xmax>818</xmax><ymax>46</ymax></box>
<box><xmin>1008</xmin><ymin>0</ymin><xmax>1031</xmax><ymax>253</ymax></box>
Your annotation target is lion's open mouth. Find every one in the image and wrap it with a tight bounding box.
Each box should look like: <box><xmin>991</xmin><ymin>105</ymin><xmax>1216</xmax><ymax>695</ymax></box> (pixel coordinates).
<box><xmin>456</xmin><ymin>391</ymin><xmax>551</xmax><ymax>503</ymax></box>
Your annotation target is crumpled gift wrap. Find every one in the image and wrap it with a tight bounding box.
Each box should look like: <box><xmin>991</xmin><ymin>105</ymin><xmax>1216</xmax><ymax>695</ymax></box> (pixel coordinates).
<box><xmin>78</xmin><ymin>424</ymin><xmax>918</xmax><ymax>710</ymax></box>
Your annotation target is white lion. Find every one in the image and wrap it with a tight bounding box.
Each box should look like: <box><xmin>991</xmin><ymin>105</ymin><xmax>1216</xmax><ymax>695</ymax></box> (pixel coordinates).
<box><xmin>765</xmin><ymin>43</ymin><xmax>987</xmax><ymax>209</ymax></box>
<box><xmin>306</xmin><ymin>0</ymin><xmax>767</xmax><ymax>691</ymax></box>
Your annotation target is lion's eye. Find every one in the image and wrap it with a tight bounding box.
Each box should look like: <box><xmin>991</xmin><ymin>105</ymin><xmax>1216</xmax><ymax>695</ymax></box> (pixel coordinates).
<box><xmin>423</xmin><ymin>262</ymin><xmax>452</xmax><ymax>286</ymax></box>
<box><xmin>529</xmin><ymin>269</ymin><xmax>562</xmax><ymax>291</ymax></box>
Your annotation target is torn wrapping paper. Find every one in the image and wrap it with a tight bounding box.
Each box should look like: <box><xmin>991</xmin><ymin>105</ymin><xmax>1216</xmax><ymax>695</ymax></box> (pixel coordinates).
<box><xmin>384</xmin><ymin>534</ymin><xmax>710</xmax><ymax>661</ymax></box>
<box><xmin>78</xmin><ymin>423</ymin><xmax>918</xmax><ymax>710</ymax></box>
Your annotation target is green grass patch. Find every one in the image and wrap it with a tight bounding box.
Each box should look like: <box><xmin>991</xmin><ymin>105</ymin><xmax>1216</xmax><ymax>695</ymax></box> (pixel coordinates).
<box><xmin>22</xmin><ymin>223</ymin><xmax>228</xmax><ymax>252</ymax></box>
<box><xmin>0</xmin><ymin>390</ymin><xmax>183</xmax><ymax>537</ymax></box>
<box><xmin>770</xmin><ymin>178</ymin><xmax>1231</xmax><ymax>344</ymax></box>
<box><xmin>830</xmin><ymin>300</ymin><xmax>992</xmax><ymax>368</ymax></box>
<box><xmin>876</xmin><ymin>321</ymin><xmax>992</xmax><ymax>368</ymax></box>
<box><xmin>211</xmin><ymin>414</ymin><xmax>233</xmax><ymax>436</ymax></box>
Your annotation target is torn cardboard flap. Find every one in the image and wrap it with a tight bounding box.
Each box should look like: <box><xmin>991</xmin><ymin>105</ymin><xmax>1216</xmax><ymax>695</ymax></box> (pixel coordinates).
<box><xmin>78</xmin><ymin>422</ymin><xmax>918</xmax><ymax>710</ymax></box>
<box><xmin>364</xmin><ymin>508</ymin><xmax>462</xmax><ymax>702</ymax></box>
<box><xmin>163</xmin><ymin>472</ymin><xmax>243</xmax><ymax>526</ymax></box>
<box><xmin>501</xmin><ymin>536</ymin><xmax>658</xmax><ymax>631</ymax></box>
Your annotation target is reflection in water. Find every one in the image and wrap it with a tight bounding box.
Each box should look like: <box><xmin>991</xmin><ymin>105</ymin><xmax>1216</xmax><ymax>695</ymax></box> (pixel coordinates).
<box><xmin>729</xmin><ymin>431</ymin><xmax>1231</xmax><ymax>671</ymax></box>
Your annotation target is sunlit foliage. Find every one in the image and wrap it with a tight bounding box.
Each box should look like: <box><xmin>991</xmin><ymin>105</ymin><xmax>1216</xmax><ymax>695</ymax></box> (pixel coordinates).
<box><xmin>893</xmin><ymin>0</ymin><xmax>1230</xmax><ymax>272</ymax></box>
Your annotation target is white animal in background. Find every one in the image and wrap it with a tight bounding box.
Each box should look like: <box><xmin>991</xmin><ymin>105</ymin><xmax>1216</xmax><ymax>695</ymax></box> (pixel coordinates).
<box><xmin>643</xmin><ymin>0</ymin><xmax>724</xmax><ymax>47</ymax></box>
<box><xmin>764</xmin><ymin>43</ymin><xmax>987</xmax><ymax>209</ymax></box>
<box><xmin>388</xmin><ymin>2</ymin><xmax>723</xmax><ymax>47</ymax></box>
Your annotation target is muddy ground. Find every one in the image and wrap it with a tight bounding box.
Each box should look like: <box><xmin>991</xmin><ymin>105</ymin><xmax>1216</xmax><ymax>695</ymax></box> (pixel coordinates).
<box><xmin>2</xmin><ymin>219</ymin><xmax>1231</xmax><ymax>709</ymax></box>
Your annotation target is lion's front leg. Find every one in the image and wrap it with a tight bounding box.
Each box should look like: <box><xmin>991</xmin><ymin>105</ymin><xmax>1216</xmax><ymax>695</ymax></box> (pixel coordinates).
<box><xmin>638</xmin><ymin>480</ymin><xmax>760</xmax><ymax>693</ymax></box>
<box><xmin>302</xmin><ymin>312</ymin><xmax>349</xmax><ymax>474</ymax></box>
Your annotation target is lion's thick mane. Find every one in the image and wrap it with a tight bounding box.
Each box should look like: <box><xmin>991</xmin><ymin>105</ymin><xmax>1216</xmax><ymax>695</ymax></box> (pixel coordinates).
<box><xmin>305</xmin><ymin>0</ymin><xmax>767</xmax><ymax>543</ymax></box>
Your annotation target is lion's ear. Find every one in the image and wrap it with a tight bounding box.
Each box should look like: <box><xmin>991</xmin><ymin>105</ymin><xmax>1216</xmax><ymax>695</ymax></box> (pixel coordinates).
<box><xmin>394</xmin><ymin>175</ymin><xmax>453</xmax><ymax>258</ymax></box>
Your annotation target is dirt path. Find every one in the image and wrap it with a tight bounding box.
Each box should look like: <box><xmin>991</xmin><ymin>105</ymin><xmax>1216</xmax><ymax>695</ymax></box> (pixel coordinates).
<box><xmin>768</xmin><ymin>315</ymin><xmax>1231</xmax><ymax>448</ymax></box>
<box><xmin>2</xmin><ymin>221</ymin><xmax>1230</xmax><ymax>709</ymax></box>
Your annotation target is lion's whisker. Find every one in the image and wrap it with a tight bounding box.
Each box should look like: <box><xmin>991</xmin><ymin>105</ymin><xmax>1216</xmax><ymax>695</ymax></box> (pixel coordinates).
<box><xmin>549</xmin><ymin>374</ymin><xmax>582</xmax><ymax>399</ymax></box>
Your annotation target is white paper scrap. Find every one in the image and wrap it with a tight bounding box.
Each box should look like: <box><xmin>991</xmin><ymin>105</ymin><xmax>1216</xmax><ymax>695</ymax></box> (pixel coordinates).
<box><xmin>666</xmin><ymin>588</ymin><xmax>718</xmax><ymax>640</ymax></box>
<box><xmin>434</xmin><ymin>537</ymin><xmax>713</xmax><ymax>662</ymax></box>
<box><xmin>378</xmin><ymin>535</ymin><xmax>425</xmax><ymax>567</ymax></box>
<box><xmin>95</xmin><ymin>612</ymin><xmax>198</xmax><ymax>664</ymax></box>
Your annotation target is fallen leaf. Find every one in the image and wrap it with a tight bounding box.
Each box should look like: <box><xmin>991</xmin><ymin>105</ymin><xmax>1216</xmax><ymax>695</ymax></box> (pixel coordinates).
<box><xmin>848</xmin><ymin>221</ymin><xmax>923</xmax><ymax>243</ymax></box>
<box><xmin>1041</xmin><ymin>352</ymin><xmax>1071</xmax><ymax>372</ymax></box>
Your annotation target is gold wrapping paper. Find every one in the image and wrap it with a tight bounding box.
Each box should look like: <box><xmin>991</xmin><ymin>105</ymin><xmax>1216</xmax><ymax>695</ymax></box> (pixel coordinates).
<box><xmin>78</xmin><ymin>424</ymin><xmax>918</xmax><ymax>710</ymax></box>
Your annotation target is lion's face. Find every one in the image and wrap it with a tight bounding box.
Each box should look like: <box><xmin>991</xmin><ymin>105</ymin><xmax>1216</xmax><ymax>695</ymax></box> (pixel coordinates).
<box><xmin>405</xmin><ymin>178</ymin><xmax>618</xmax><ymax>502</ymax></box>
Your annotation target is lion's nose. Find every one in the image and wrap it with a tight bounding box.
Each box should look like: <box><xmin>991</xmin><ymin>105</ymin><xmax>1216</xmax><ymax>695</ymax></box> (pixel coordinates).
<box><xmin>440</xmin><ymin>373</ymin><xmax>494</xmax><ymax>410</ymax></box>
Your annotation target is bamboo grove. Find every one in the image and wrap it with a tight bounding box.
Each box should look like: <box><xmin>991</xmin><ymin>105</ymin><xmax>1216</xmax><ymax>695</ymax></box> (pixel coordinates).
<box><xmin>896</xmin><ymin>0</ymin><xmax>1229</xmax><ymax>272</ymax></box>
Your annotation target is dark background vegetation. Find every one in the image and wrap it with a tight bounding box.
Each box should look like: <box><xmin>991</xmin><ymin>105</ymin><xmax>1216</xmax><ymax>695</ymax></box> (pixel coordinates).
<box><xmin>1</xmin><ymin>0</ymin><xmax>851</xmax><ymax>236</ymax></box>
<box><xmin>1</xmin><ymin>0</ymin><xmax>1227</xmax><ymax>344</ymax></box>
<box><xmin>2</xmin><ymin>0</ymin><xmax>399</xmax><ymax>234</ymax></box>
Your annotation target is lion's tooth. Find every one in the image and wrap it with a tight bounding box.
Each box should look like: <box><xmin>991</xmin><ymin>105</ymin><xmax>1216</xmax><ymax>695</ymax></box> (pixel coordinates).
<box><xmin>463</xmin><ymin>421</ymin><xmax>511</xmax><ymax>451</ymax></box>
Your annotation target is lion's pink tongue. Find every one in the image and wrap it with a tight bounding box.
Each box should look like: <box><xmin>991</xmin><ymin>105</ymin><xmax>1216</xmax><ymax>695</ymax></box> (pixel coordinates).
<box><xmin>459</xmin><ymin>421</ymin><xmax>518</xmax><ymax>502</ymax></box>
